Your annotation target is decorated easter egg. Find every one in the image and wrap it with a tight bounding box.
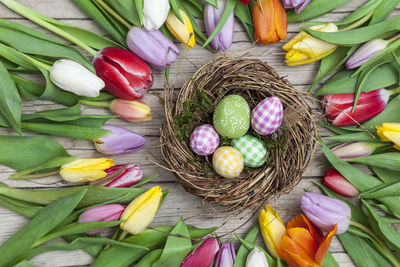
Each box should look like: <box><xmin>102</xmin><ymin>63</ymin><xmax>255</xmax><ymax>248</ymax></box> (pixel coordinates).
<box><xmin>232</xmin><ymin>135</ymin><xmax>267</xmax><ymax>167</ymax></box>
<box><xmin>212</xmin><ymin>146</ymin><xmax>244</xmax><ymax>178</ymax></box>
<box><xmin>190</xmin><ymin>124</ymin><xmax>219</xmax><ymax>156</ymax></box>
<box><xmin>251</xmin><ymin>96</ymin><xmax>283</xmax><ymax>135</ymax></box>
<box><xmin>213</xmin><ymin>95</ymin><xmax>250</xmax><ymax>138</ymax></box>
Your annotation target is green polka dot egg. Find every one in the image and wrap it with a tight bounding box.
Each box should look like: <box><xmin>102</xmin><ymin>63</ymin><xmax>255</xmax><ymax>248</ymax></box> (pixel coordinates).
<box><xmin>232</xmin><ymin>135</ymin><xmax>267</xmax><ymax>167</ymax></box>
<box><xmin>213</xmin><ymin>95</ymin><xmax>250</xmax><ymax>138</ymax></box>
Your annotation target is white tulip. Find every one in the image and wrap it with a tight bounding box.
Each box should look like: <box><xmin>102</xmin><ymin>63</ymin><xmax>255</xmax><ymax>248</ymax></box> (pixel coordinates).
<box><xmin>246</xmin><ymin>248</ymin><xmax>269</xmax><ymax>267</ymax></box>
<box><xmin>50</xmin><ymin>59</ymin><xmax>105</xmax><ymax>97</ymax></box>
<box><xmin>143</xmin><ymin>0</ymin><xmax>170</xmax><ymax>30</ymax></box>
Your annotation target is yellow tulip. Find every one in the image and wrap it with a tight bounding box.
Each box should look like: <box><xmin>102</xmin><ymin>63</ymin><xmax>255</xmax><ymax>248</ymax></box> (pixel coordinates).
<box><xmin>259</xmin><ymin>205</ymin><xmax>286</xmax><ymax>258</ymax></box>
<box><xmin>166</xmin><ymin>10</ymin><xmax>195</xmax><ymax>49</ymax></box>
<box><xmin>59</xmin><ymin>158</ymin><xmax>114</xmax><ymax>183</ymax></box>
<box><xmin>283</xmin><ymin>23</ymin><xmax>338</xmax><ymax>66</ymax></box>
<box><xmin>120</xmin><ymin>186</ymin><xmax>163</xmax><ymax>235</ymax></box>
<box><xmin>376</xmin><ymin>123</ymin><xmax>400</xmax><ymax>150</ymax></box>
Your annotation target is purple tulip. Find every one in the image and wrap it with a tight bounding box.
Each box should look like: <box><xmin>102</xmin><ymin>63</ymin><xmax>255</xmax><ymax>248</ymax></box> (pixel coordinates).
<box><xmin>181</xmin><ymin>238</ymin><xmax>220</xmax><ymax>267</ymax></box>
<box><xmin>204</xmin><ymin>0</ymin><xmax>234</xmax><ymax>51</ymax></box>
<box><xmin>94</xmin><ymin>125</ymin><xmax>145</xmax><ymax>155</ymax></box>
<box><xmin>346</xmin><ymin>38</ymin><xmax>388</xmax><ymax>69</ymax></box>
<box><xmin>79</xmin><ymin>204</ymin><xmax>125</xmax><ymax>234</ymax></box>
<box><xmin>215</xmin><ymin>243</ymin><xmax>235</xmax><ymax>267</ymax></box>
<box><xmin>103</xmin><ymin>163</ymin><xmax>143</xmax><ymax>188</ymax></box>
<box><xmin>282</xmin><ymin>0</ymin><xmax>311</xmax><ymax>14</ymax></box>
<box><xmin>331</xmin><ymin>142</ymin><xmax>378</xmax><ymax>159</ymax></box>
<box><xmin>126</xmin><ymin>27</ymin><xmax>179</xmax><ymax>70</ymax></box>
<box><xmin>301</xmin><ymin>192</ymin><xmax>351</xmax><ymax>234</ymax></box>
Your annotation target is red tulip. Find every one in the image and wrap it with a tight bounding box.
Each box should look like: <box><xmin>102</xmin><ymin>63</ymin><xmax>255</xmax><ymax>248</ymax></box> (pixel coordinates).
<box><xmin>324</xmin><ymin>88</ymin><xmax>389</xmax><ymax>126</ymax></box>
<box><xmin>239</xmin><ymin>0</ymin><xmax>252</xmax><ymax>5</ymax></box>
<box><xmin>93</xmin><ymin>47</ymin><xmax>153</xmax><ymax>100</ymax></box>
<box><xmin>322</xmin><ymin>169</ymin><xmax>359</xmax><ymax>198</ymax></box>
<box><xmin>181</xmin><ymin>238</ymin><xmax>219</xmax><ymax>267</ymax></box>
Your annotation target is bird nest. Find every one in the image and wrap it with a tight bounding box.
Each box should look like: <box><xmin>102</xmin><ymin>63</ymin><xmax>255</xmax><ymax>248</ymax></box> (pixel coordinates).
<box><xmin>160</xmin><ymin>56</ymin><xmax>317</xmax><ymax>211</ymax></box>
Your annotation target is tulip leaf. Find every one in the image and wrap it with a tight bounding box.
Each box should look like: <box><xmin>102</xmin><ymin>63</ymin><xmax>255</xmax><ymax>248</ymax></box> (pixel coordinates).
<box><xmin>136</xmin><ymin>249</ymin><xmax>163</xmax><ymax>267</ymax></box>
<box><xmin>347</xmin><ymin>153</ymin><xmax>400</xmax><ymax>172</ymax></box>
<box><xmin>0</xmin><ymin>59</ymin><xmax>21</xmax><ymax>134</ymax></box>
<box><xmin>0</xmin><ymin>190</ymin><xmax>87</xmax><ymax>267</ymax></box>
<box><xmin>14</xmin><ymin>261</ymin><xmax>36</xmax><ymax>267</ymax></box>
<box><xmin>203</xmin><ymin>0</ymin><xmax>236</xmax><ymax>48</ymax></box>
<box><xmin>363</xmin><ymin>94</ymin><xmax>400</xmax><ymax>130</ymax></box>
<box><xmin>309</xmin><ymin>46</ymin><xmax>357</xmax><ymax>92</ymax></box>
<box><xmin>0</xmin><ymin>185</ymin><xmax>147</xmax><ymax>208</ymax></box>
<box><xmin>318</xmin><ymin>121</ymin><xmax>355</xmax><ymax>135</ymax></box>
<box><xmin>234</xmin><ymin>3</ymin><xmax>254</xmax><ymax>42</ymax></box>
<box><xmin>338</xmin><ymin>233</ymin><xmax>393</xmax><ymax>267</ymax></box>
<box><xmin>362</xmin><ymin>200</ymin><xmax>400</xmax><ymax>254</ymax></box>
<box><xmin>360</xmin><ymin>182</ymin><xmax>400</xmax><ymax>198</ymax></box>
<box><xmin>323</xmin><ymin>252</ymin><xmax>339</xmax><ymax>267</ymax></box>
<box><xmin>0</xmin><ymin>135</ymin><xmax>70</xmax><ymax>172</ymax></box>
<box><xmin>182</xmin><ymin>0</ymin><xmax>203</xmax><ymax>19</ymax></box>
<box><xmin>132</xmin><ymin>175</ymin><xmax>159</xmax><ymax>188</ymax></box>
<box><xmin>322</xmin><ymin>132</ymin><xmax>377</xmax><ymax>143</ymax></box>
<box><xmin>370</xmin><ymin>0</ymin><xmax>400</xmax><ymax>24</ymax></box>
<box><xmin>0</xmin><ymin>194</ymin><xmax>43</xmax><ymax>219</ymax></box>
<box><xmin>205</xmin><ymin>0</ymin><xmax>218</xmax><ymax>7</ymax></box>
<box><xmin>286</xmin><ymin>0</ymin><xmax>349</xmax><ymax>23</ymax></box>
<box><xmin>236</xmin><ymin>235</ymin><xmax>276</xmax><ymax>266</ymax></box>
<box><xmin>304</xmin><ymin>15</ymin><xmax>400</xmax><ymax>46</ymax></box>
<box><xmin>371</xmin><ymin>166</ymin><xmax>400</xmax><ymax>183</ymax></box>
<box><xmin>152</xmin><ymin>217</ymin><xmax>192</xmax><ymax>266</ymax></box>
<box><xmin>134</xmin><ymin>0</ymin><xmax>144</xmax><ymax>25</ymax></box>
<box><xmin>73</xmin><ymin>0</ymin><xmax>128</xmax><ymax>45</ymax></box>
<box><xmin>170</xmin><ymin>0</ymin><xmax>184</xmax><ymax>23</ymax></box>
<box><xmin>336</xmin><ymin>0</ymin><xmax>382</xmax><ymax>26</ymax></box>
<box><xmin>103</xmin><ymin>0</ymin><xmax>140</xmax><ymax>26</ymax></box>
<box><xmin>234</xmin><ymin>225</ymin><xmax>260</xmax><ymax>267</ymax></box>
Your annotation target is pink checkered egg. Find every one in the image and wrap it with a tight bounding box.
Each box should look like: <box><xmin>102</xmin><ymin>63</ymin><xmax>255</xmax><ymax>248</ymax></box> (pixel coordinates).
<box><xmin>251</xmin><ymin>96</ymin><xmax>283</xmax><ymax>135</ymax></box>
<box><xmin>190</xmin><ymin>124</ymin><xmax>220</xmax><ymax>156</ymax></box>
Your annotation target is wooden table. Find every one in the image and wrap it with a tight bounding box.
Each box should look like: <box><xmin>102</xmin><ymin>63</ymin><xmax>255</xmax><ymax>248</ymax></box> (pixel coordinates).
<box><xmin>0</xmin><ymin>1</ymin><xmax>394</xmax><ymax>266</ymax></box>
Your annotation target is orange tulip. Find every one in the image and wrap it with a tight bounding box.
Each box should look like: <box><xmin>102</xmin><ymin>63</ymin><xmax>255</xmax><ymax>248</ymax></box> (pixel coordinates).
<box><xmin>276</xmin><ymin>214</ymin><xmax>337</xmax><ymax>267</ymax></box>
<box><xmin>253</xmin><ymin>0</ymin><xmax>287</xmax><ymax>44</ymax></box>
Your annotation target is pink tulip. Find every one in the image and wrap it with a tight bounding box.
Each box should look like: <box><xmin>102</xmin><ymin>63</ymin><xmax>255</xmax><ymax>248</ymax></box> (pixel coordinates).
<box><xmin>109</xmin><ymin>99</ymin><xmax>152</xmax><ymax>122</ymax></box>
<box><xmin>93</xmin><ymin>47</ymin><xmax>153</xmax><ymax>100</ymax></box>
<box><xmin>322</xmin><ymin>169</ymin><xmax>359</xmax><ymax>198</ymax></box>
<box><xmin>79</xmin><ymin>204</ymin><xmax>125</xmax><ymax>234</ymax></box>
<box><xmin>181</xmin><ymin>238</ymin><xmax>220</xmax><ymax>267</ymax></box>
<box><xmin>324</xmin><ymin>88</ymin><xmax>389</xmax><ymax>126</ymax></box>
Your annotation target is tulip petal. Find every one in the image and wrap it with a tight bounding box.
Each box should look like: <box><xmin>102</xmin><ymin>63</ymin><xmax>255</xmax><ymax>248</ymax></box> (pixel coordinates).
<box><xmin>278</xmin><ymin>234</ymin><xmax>316</xmax><ymax>267</ymax></box>
<box><xmin>273</xmin><ymin>0</ymin><xmax>287</xmax><ymax>41</ymax></box>
<box><xmin>259</xmin><ymin>205</ymin><xmax>286</xmax><ymax>258</ymax></box>
<box><xmin>287</xmin><ymin>214</ymin><xmax>323</xmax><ymax>243</ymax></box>
<box><xmin>286</xmin><ymin>227</ymin><xmax>319</xmax><ymax>259</ymax></box>
<box><xmin>382</xmin><ymin>130</ymin><xmax>400</xmax><ymax>148</ymax></box>
<box><xmin>315</xmin><ymin>224</ymin><xmax>337</xmax><ymax>265</ymax></box>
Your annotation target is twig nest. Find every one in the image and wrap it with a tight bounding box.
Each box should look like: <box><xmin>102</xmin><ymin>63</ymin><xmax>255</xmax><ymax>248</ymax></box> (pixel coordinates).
<box><xmin>161</xmin><ymin>56</ymin><xmax>317</xmax><ymax>211</ymax></box>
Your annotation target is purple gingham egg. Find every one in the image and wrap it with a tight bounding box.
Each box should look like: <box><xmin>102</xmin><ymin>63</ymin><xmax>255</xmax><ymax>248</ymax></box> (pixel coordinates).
<box><xmin>251</xmin><ymin>97</ymin><xmax>283</xmax><ymax>135</ymax></box>
<box><xmin>190</xmin><ymin>124</ymin><xmax>220</xmax><ymax>156</ymax></box>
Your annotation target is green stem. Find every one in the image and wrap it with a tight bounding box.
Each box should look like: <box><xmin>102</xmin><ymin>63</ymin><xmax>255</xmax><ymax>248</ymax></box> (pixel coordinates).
<box><xmin>11</xmin><ymin>170</ymin><xmax>60</xmax><ymax>180</ymax></box>
<box><xmin>94</xmin><ymin>0</ymin><xmax>133</xmax><ymax>29</ymax></box>
<box><xmin>79</xmin><ymin>99</ymin><xmax>110</xmax><ymax>108</ymax></box>
<box><xmin>388</xmin><ymin>87</ymin><xmax>400</xmax><ymax>96</ymax></box>
<box><xmin>350</xmin><ymin>221</ymin><xmax>400</xmax><ymax>267</ymax></box>
<box><xmin>0</xmin><ymin>0</ymin><xmax>97</xmax><ymax>56</ymax></box>
<box><xmin>340</xmin><ymin>12</ymin><xmax>373</xmax><ymax>31</ymax></box>
<box><xmin>387</xmin><ymin>33</ymin><xmax>400</xmax><ymax>44</ymax></box>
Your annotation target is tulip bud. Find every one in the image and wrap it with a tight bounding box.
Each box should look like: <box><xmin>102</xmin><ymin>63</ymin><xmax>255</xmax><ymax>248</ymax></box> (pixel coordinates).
<box><xmin>93</xmin><ymin>47</ymin><xmax>153</xmax><ymax>100</ymax></box>
<box><xmin>283</xmin><ymin>23</ymin><xmax>338</xmax><ymax>66</ymax></box>
<box><xmin>166</xmin><ymin>9</ymin><xmax>196</xmax><ymax>49</ymax></box>
<box><xmin>259</xmin><ymin>205</ymin><xmax>285</xmax><ymax>258</ymax></box>
<box><xmin>301</xmin><ymin>192</ymin><xmax>351</xmax><ymax>234</ymax></box>
<box><xmin>93</xmin><ymin>125</ymin><xmax>146</xmax><ymax>155</ymax></box>
<box><xmin>109</xmin><ymin>99</ymin><xmax>152</xmax><ymax>122</ymax></box>
<box><xmin>126</xmin><ymin>27</ymin><xmax>179</xmax><ymax>70</ymax></box>
<box><xmin>246</xmin><ymin>248</ymin><xmax>269</xmax><ymax>267</ymax></box>
<box><xmin>239</xmin><ymin>0</ymin><xmax>251</xmax><ymax>5</ymax></box>
<box><xmin>253</xmin><ymin>0</ymin><xmax>287</xmax><ymax>45</ymax></box>
<box><xmin>143</xmin><ymin>0</ymin><xmax>170</xmax><ymax>30</ymax></box>
<box><xmin>376</xmin><ymin>123</ymin><xmax>400</xmax><ymax>150</ymax></box>
<box><xmin>215</xmin><ymin>243</ymin><xmax>235</xmax><ymax>267</ymax></box>
<box><xmin>282</xmin><ymin>0</ymin><xmax>311</xmax><ymax>14</ymax></box>
<box><xmin>204</xmin><ymin>0</ymin><xmax>234</xmax><ymax>51</ymax></box>
<box><xmin>59</xmin><ymin>158</ymin><xmax>114</xmax><ymax>183</ymax></box>
<box><xmin>331</xmin><ymin>142</ymin><xmax>378</xmax><ymax>159</ymax></box>
<box><xmin>50</xmin><ymin>59</ymin><xmax>105</xmax><ymax>97</ymax></box>
<box><xmin>324</xmin><ymin>88</ymin><xmax>389</xmax><ymax>126</ymax></box>
<box><xmin>346</xmin><ymin>39</ymin><xmax>388</xmax><ymax>69</ymax></box>
<box><xmin>181</xmin><ymin>238</ymin><xmax>219</xmax><ymax>267</ymax></box>
<box><xmin>120</xmin><ymin>186</ymin><xmax>163</xmax><ymax>235</ymax></box>
<box><xmin>103</xmin><ymin>164</ymin><xmax>143</xmax><ymax>188</ymax></box>
<box><xmin>79</xmin><ymin>204</ymin><xmax>125</xmax><ymax>234</ymax></box>
<box><xmin>322</xmin><ymin>169</ymin><xmax>359</xmax><ymax>198</ymax></box>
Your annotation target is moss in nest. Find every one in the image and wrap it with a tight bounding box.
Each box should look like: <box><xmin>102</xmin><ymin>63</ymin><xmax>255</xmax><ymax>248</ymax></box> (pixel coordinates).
<box><xmin>220</xmin><ymin>136</ymin><xmax>231</xmax><ymax>146</ymax></box>
<box><xmin>203</xmin><ymin>161</ymin><xmax>214</xmax><ymax>178</ymax></box>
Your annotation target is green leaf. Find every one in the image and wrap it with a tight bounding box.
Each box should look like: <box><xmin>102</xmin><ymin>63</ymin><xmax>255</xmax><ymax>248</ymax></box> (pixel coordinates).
<box><xmin>304</xmin><ymin>15</ymin><xmax>400</xmax><ymax>46</ymax></box>
<box><xmin>14</xmin><ymin>261</ymin><xmax>36</xmax><ymax>267</ymax></box>
<box><xmin>336</xmin><ymin>0</ymin><xmax>382</xmax><ymax>26</ymax></box>
<box><xmin>0</xmin><ymin>185</ymin><xmax>147</xmax><ymax>208</ymax></box>
<box><xmin>0</xmin><ymin>190</ymin><xmax>87</xmax><ymax>266</ymax></box>
<box><xmin>203</xmin><ymin>0</ymin><xmax>236</xmax><ymax>47</ymax></box>
<box><xmin>360</xmin><ymin>182</ymin><xmax>400</xmax><ymax>198</ymax></box>
<box><xmin>234</xmin><ymin>225</ymin><xmax>260</xmax><ymax>267</ymax></box>
<box><xmin>287</xmin><ymin>0</ymin><xmax>349</xmax><ymax>23</ymax></box>
<box><xmin>322</xmin><ymin>132</ymin><xmax>377</xmax><ymax>142</ymax></box>
<box><xmin>318</xmin><ymin>121</ymin><xmax>354</xmax><ymax>135</ymax></box>
<box><xmin>236</xmin><ymin>235</ymin><xmax>275</xmax><ymax>267</ymax></box>
<box><xmin>234</xmin><ymin>3</ymin><xmax>254</xmax><ymax>42</ymax></box>
<box><xmin>0</xmin><ymin>60</ymin><xmax>21</xmax><ymax>134</ymax></box>
<box><xmin>104</xmin><ymin>0</ymin><xmax>140</xmax><ymax>26</ymax></box>
<box><xmin>170</xmin><ymin>0</ymin><xmax>184</xmax><ymax>22</ymax></box>
<box><xmin>0</xmin><ymin>135</ymin><xmax>69</xmax><ymax>171</ymax></box>
<box><xmin>347</xmin><ymin>153</ymin><xmax>400</xmax><ymax>172</ymax></box>
<box><xmin>371</xmin><ymin>166</ymin><xmax>400</xmax><ymax>183</ymax></box>
<box><xmin>153</xmin><ymin>217</ymin><xmax>192</xmax><ymax>266</ymax></box>
<box><xmin>323</xmin><ymin>252</ymin><xmax>339</xmax><ymax>267</ymax></box>
<box><xmin>363</xmin><ymin>94</ymin><xmax>400</xmax><ymax>130</ymax></box>
<box><xmin>370</xmin><ymin>0</ymin><xmax>400</xmax><ymax>24</ymax></box>
<box><xmin>133</xmin><ymin>175</ymin><xmax>159</xmax><ymax>188</ymax></box>
<box><xmin>136</xmin><ymin>249</ymin><xmax>163</xmax><ymax>267</ymax></box>
<box><xmin>182</xmin><ymin>0</ymin><xmax>203</xmax><ymax>19</ymax></box>
<box><xmin>205</xmin><ymin>0</ymin><xmax>218</xmax><ymax>7</ymax></box>
<box><xmin>135</xmin><ymin>0</ymin><xmax>144</xmax><ymax>25</ymax></box>
<box><xmin>0</xmin><ymin>194</ymin><xmax>42</xmax><ymax>219</ymax></box>
<box><xmin>338</xmin><ymin>233</ymin><xmax>393</xmax><ymax>267</ymax></box>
